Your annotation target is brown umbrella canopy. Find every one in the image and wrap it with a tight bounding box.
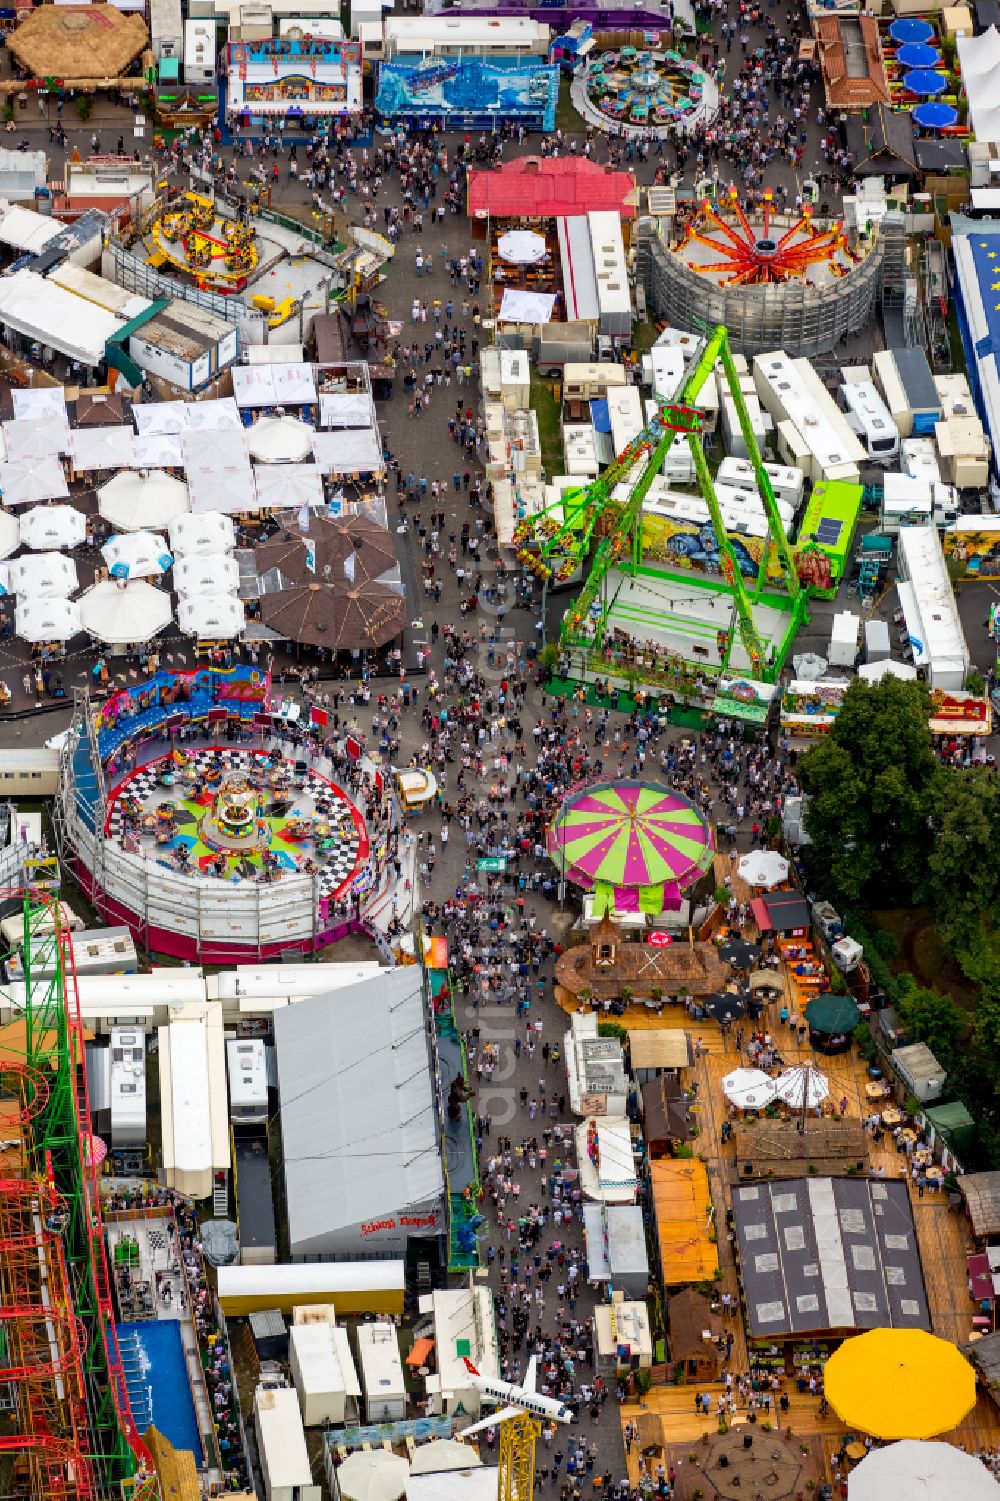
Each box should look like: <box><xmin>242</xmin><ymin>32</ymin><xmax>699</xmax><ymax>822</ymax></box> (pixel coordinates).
<box><xmin>8</xmin><ymin>5</ymin><xmax>149</xmax><ymax>80</ymax></box>
<box><xmin>254</xmin><ymin>515</ymin><xmax>396</xmax><ymax>586</ymax></box>
<box><xmin>260</xmin><ymin>580</ymin><xmax>404</xmax><ymax>650</ymax></box>
<box><xmin>75</xmin><ymin>393</ymin><xmax>127</xmax><ymax>427</ymax></box>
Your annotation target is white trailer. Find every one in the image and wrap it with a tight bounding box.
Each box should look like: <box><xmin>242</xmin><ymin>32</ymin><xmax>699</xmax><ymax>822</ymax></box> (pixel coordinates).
<box><xmin>838</xmin><ymin>380</ymin><xmax>900</xmax><ymax>465</ymax></box>
<box><xmin>872</xmin><ymin>348</ymin><xmax>913</xmax><ymax>438</ymax></box>
<box><xmin>109</xmin><ymin>1025</ymin><xmax>146</xmax><ymax>1150</ymax></box>
<box><xmin>254</xmin><ymin>1385</ymin><xmax>321</xmax><ymax>1501</ymax></box>
<box><xmin>289</xmin><ymin>1322</ymin><xmax>361</xmax><ymax>1427</ymax></box>
<box><xmin>716</xmin><ymin>456</ymin><xmax>805</xmax><ymax>511</ymax></box>
<box><xmin>753</xmin><ymin>350</ymin><xmax>864</xmax><ymax>483</ymax></box>
<box><xmin>226</xmin><ymin>1037</ymin><xmax>269</xmax><ymax>1125</ymax></box>
<box><xmin>356</xmin><ymin>1322</ymin><xmax>407</xmax><ymax>1423</ymax></box>
<box><xmin>149</xmin><ymin>0</ymin><xmax>183</xmax><ymax>60</ymax></box>
<box><xmin>896</xmin><ymin>526</ymin><xmax>969</xmax><ymax>690</ymax></box>
<box><xmin>183</xmin><ymin>19</ymin><xmax>216</xmax><ymax>84</ymax></box>
<box><xmin>588</xmin><ymin>211</ymin><xmax>632</xmax><ymax>342</ymax></box>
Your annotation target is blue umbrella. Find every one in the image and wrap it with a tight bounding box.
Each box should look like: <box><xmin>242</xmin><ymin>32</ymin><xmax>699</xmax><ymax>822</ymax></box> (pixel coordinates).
<box><xmin>903</xmin><ymin>68</ymin><xmax>948</xmax><ymax>95</ymax></box>
<box><xmin>896</xmin><ymin>41</ymin><xmax>941</xmax><ymax>68</ymax></box>
<box><xmin>913</xmin><ymin>100</ymin><xmax>958</xmax><ymax>128</ymax></box>
<box><xmin>890</xmin><ymin>16</ymin><xmax>934</xmax><ymax>42</ymax></box>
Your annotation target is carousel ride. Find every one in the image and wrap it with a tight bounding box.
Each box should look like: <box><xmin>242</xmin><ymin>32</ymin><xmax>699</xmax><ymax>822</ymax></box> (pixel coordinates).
<box><xmin>145</xmin><ymin>191</ymin><xmax>260</xmax><ymax>292</ymax></box>
<box><xmin>107</xmin><ymin>745</ymin><xmax>369</xmax><ymax>899</ymax></box>
<box><xmin>677</xmin><ymin>189</ymin><xmax>858</xmax><ymax>288</ymax></box>
<box><xmin>574</xmin><ymin>44</ymin><xmax>719</xmax><ymax>134</ymax></box>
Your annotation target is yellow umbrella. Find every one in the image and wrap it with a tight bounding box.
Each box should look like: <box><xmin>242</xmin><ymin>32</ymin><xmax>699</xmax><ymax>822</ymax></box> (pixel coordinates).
<box><xmin>824</xmin><ymin>1329</ymin><xmax>976</xmax><ymax>1440</ymax></box>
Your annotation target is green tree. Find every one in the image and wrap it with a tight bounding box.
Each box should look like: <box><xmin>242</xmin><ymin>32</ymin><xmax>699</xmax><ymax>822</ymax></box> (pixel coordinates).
<box><xmin>926</xmin><ymin>767</ymin><xmax>1000</xmax><ymax>952</ymax></box>
<box><xmin>799</xmin><ymin>678</ymin><xmax>937</xmax><ymax>906</ymax></box>
<box><xmin>894</xmin><ymin>976</ymin><xmax>965</xmax><ymax>1070</ymax></box>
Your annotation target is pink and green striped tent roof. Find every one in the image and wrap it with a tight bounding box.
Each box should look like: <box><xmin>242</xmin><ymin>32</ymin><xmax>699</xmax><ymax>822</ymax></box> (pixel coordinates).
<box><xmin>547</xmin><ymin>780</ymin><xmax>715</xmax><ymax>897</ymax></box>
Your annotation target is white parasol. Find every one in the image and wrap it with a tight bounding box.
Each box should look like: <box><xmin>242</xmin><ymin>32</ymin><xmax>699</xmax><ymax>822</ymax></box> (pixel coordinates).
<box><xmin>176</xmin><ymin>594</ymin><xmax>245</xmax><ymax>638</ymax></box>
<box><xmin>79</xmin><ymin>579</ymin><xmax>172</xmax><ymax>646</ymax></box>
<box><xmin>497</xmin><ymin>229</ymin><xmax>548</xmax><ymax>265</ymax></box>
<box><xmin>408</xmin><ymin>1443</ymin><xmax>482</xmax><ymax>1476</ymax></box>
<box><xmin>737</xmin><ymin>850</ymin><xmax>790</xmax><ymax>889</ymax></box>
<box><xmin>8</xmin><ymin>552</ymin><xmax>78</xmax><ymax>599</ymax></box>
<box><xmin>721</xmin><ymin>1067</ymin><xmax>777</xmax><ymax>1111</ymax></box>
<box><xmin>102</xmin><ymin>532</ymin><xmax>173</xmax><ymax>580</ymax></box>
<box><xmin>173</xmin><ymin>553</ymin><xmax>241</xmax><ymax>599</ymax></box>
<box><xmin>247</xmin><ymin>414</ymin><xmax>314</xmax><ymax>464</ymax></box>
<box><xmin>16</xmin><ymin>597</ymin><xmax>81</xmax><ymax>643</ymax></box>
<box><xmin>336</xmin><ymin>1450</ymin><xmax>410</xmax><ymax>1501</ymax></box>
<box><xmin>773</xmin><ymin>1063</ymin><xmax>830</xmax><ymax>1112</ymax></box>
<box><xmin>98</xmin><ymin>471</ymin><xmax>190</xmax><ymax>533</ymax></box>
<box><xmin>168</xmin><ymin>511</ymin><xmax>236</xmax><ymax>557</ymax></box>
<box><xmin>19</xmin><ymin>504</ymin><xmax>86</xmax><ymax>551</ymax></box>
<box><xmin>849</xmin><ymin>1441</ymin><xmax>1000</xmax><ymax>1501</ymax></box>
<box><xmin>0</xmin><ymin>510</ymin><xmax>18</xmax><ymax>561</ymax></box>
<box><xmin>0</xmin><ymin>456</ymin><xmax>69</xmax><ymax>507</ymax></box>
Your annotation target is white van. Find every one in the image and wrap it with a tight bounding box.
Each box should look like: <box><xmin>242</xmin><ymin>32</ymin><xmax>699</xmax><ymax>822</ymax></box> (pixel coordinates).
<box><xmin>839</xmin><ymin>380</ymin><xmax>900</xmax><ymax>465</ymax></box>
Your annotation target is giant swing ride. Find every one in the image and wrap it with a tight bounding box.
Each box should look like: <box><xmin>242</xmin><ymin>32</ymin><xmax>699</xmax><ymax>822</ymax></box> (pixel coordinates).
<box><xmin>513</xmin><ymin>324</ymin><xmax>810</xmax><ymax>683</ymax></box>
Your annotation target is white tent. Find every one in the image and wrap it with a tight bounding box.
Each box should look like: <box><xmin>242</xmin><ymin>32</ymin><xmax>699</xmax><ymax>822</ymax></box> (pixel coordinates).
<box><xmin>102</xmin><ymin>532</ymin><xmax>173</xmax><ymax>580</ymax></box>
<box><xmin>19</xmin><ymin>504</ymin><xmax>86</xmax><ymax>551</ymax></box>
<box><xmin>3</xmin><ymin>416</ymin><xmax>70</xmax><ymax>462</ymax></box>
<box><xmin>0</xmin><ymin>510</ymin><xmax>21</xmax><ymax>561</ymax></box>
<box><xmin>849</xmin><ymin>1441</ymin><xmax>1000</xmax><ymax>1501</ymax></box>
<box><xmin>957</xmin><ymin>27</ymin><xmax>1000</xmax><ymax>144</ymax></box>
<box><xmin>184</xmin><ymin>397</ymin><xmax>242</xmax><ymax>431</ymax></box>
<box><xmin>0</xmin><ymin>268</ymin><xmax>122</xmax><ymax>366</ymax></box>
<box><xmin>272</xmin><ymin>362</ymin><xmax>317</xmax><ymax>407</ymax></box>
<box><xmin>857</xmin><ymin>659</ymin><xmax>919</xmax><ymax>684</ymax></box>
<box><xmin>498</xmin><ymin>229</ymin><xmax>547</xmax><ymax>264</ymax></box>
<box><xmin>187</xmin><ymin>464</ymin><xmax>257</xmax><ymax>515</ymax></box>
<box><xmin>134</xmin><ymin>433</ymin><xmax>185</xmax><ymax>469</ymax></box>
<box><xmin>737</xmin><ymin>850</ymin><xmax>790</xmax><ymax>889</ymax></box>
<box><xmin>70</xmin><ymin>426</ymin><xmax>139</xmax><ymax>472</ymax></box>
<box><xmin>79</xmin><ymin>579</ymin><xmax>172</xmax><ymax>645</ymax></box>
<box><xmin>311</xmin><ymin>429</ymin><xmax>382</xmax><ymax>475</ymax></box>
<box><xmin>498</xmin><ymin>288</ymin><xmax>556</xmax><ymax>324</ymax></box>
<box><xmin>11</xmin><ymin>387</ymin><xmax>66</xmax><ymax>423</ymax></box>
<box><xmin>98</xmin><ymin>472</ymin><xmax>190</xmax><ymax>533</ymax></box>
<box><xmin>247</xmin><ymin>415</ymin><xmax>314</xmax><ymax>464</ymax></box>
<box><xmin>133</xmin><ymin>401</ymin><xmax>189</xmax><ymax>436</ymax></box>
<box><xmin>337</xmin><ymin>1450</ymin><xmax>409</xmax><ymax>1501</ymax></box>
<box><xmin>319</xmin><ymin>392</ymin><xmax>373</xmax><ymax>429</ymax></box>
<box><xmin>408</xmin><ymin>1444</ymin><xmax>483</xmax><ymax>1477</ymax></box>
<box><xmin>0</xmin><ymin>457</ymin><xmax>69</xmax><ymax>506</ymax></box>
<box><xmin>176</xmin><ymin>594</ymin><xmax>245</xmax><ymax>638</ymax></box>
<box><xmin>8</xmin><ymin>552</ymin><xmax>78</xmax><ymax>598</ymax></box>
<box><xmin>231</xmin><ymin>365</ymin><xmax>276</xmax><ymax>409</ymax></box>
<box><xmin>168</xmin><ymin>511</ymin><xmax>236</xmax><ymax>557</ymax></box>
<box><xmin>773</xmin><ymin>1064</ymin><xmax>830</xmax><ymax>1112</ymax></box>
<box><xmin>173</xmin><ymin>553</ymin><xmax>240</xmax><ymax>598</ymax></box>
<box><xmin>721</xmin><ymin>1067</ymin><xmax>777</xmax><ymax>1111</ymax></box>
<box><xmin>253</xmin><ymin>464</ymin><xmax>325</xmax><ymax>512</ymax></box>
<box><xmin>16</xmin><ymin>596</ymin><xmax>81</xmax><ymax>642</ymax></box>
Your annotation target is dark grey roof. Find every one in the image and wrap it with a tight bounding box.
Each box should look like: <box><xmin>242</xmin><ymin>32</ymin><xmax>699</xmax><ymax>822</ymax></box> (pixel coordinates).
<box><xmin>234</xmin><ymin>1135</ymin><xmax>277</xmax><ymax>1257</ymax></box>
<box><xmin>732</xmin><ymin>1176</ymin><xmax>931</xmax><ymax>1338</ymax></box>
<box><xmin>915</xmin><ymin>140</ymin><xmax>968</xmax><ymax>172</ymax></box>
<box><xmin>890</xmin><ymin>346</ymin><xmax>941</xmax><ymax>414</ymax></box>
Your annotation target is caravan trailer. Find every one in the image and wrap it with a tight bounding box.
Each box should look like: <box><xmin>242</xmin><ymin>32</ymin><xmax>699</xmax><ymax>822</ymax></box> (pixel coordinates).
<box><xmin>753</xmin><ymin>351</ymin><xmax>865</xmax><ymax>483</ymax></box>
<box><xmin>838</xmin><ymin>381</ymin><xmax>900</xmax><ymax>465</ymax></box>
<box><xmin>716</xmin><ymin>457</ymin><xmax>806</xmax><ymax>511</ymax></box>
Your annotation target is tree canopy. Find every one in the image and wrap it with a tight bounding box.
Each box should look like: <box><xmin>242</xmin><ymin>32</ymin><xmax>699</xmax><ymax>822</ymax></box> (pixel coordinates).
<box><xmin>799</xmin><ymin>677</ymin><xmax>938</xmax><ymax>906</ymax></box>
<box><xmin>894</xmin><ymin>976</ymin><xmax>965</xmax><ymax>1071</ymax></box>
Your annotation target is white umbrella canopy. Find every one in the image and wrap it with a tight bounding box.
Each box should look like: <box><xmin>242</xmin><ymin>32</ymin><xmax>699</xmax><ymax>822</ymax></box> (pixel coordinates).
<box><xmin>19</xmin><ymin>504</ymin><xmax>86</xmax><ymax>551</ymax></box>
<box><xmin>498</xmin><ymin>228</ymin><xmax>548</xmax><ymax>264</ymax></box>
<box><xmin>247</xmin><ymin>414</ymin><xmax>314</xmax><ymax>464</ymax></box>
<box><xmin>408</xmin><ymin>1443</ymin><xmax>482</xmax><ymax>1476</ymax></box>
<box><xmin>849</xmin><ymin>1441</ymin><xmax>1000</xmax><ymax>1501</ymax></box>
<box><xmin>168</xmin><ymin>511</ymin><xmax>236</xmax><ymax>557</ymax></box>
<box><xmin>0</xmin><ymin>510</ymin><xmax>18</xmax><ymax>561</ymax></box>
<box><xmin>8</xmin><ymin>552</ymin><xmax>78</xmax><ymax>599</ymax></box>
<box><xmin>16</xmin><ymin>596</ymin><xmax>81</xmax><ymax>643</ymax></box>
<box><xmin>774</xmin><ymin>1064</ymin><xmax>830</xmax><ymax>1112</ymax></box>
<box><xmin>721</xmin><ymin>1067</ymin><xmax>777</xmax><ymax>1111</ymax></box>
<box><xmin>0</xmin><ymin>455</ymin><xmax>69</xmax><ymax>507</ymax></box>
<box><xmin>173</xmin><ymin>553</ymin><xmax>240</xmax><ymax>599</ymax></box>
<box><xmin>737</xmin><ymin>850</ymin><xmax>790</xmax><ymax>889</ymax></box>
<box><xmin>337</xmin><ymin>1450</ymin><xmax>409</xmax><ymax>1501</ymax></box>
<box><xmin>176</xmin><ymin>594</ymin><xmax>245</xmax><ymax>638</ymax></box>
<box><xmin>79</xmin><ymin>580</ymin><xmax>172</xmax><ymax>646</ymax></box>
<box><xmin>102</xmin><ymin>532</ymin><xmax>173</xmax><ymax>580</ymax></box>
<box><xmin>98</xmin><ymin>471</ymin><xmax>190</xmax><ymax>533</ymax></box>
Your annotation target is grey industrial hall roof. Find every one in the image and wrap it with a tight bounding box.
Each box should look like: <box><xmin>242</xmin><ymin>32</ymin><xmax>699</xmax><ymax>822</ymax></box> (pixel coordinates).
<box><xmin>732</xmin><ymin>1175</ymin><xmax>930</xmax><ymax>1339</ymax></box>
<box><xmin>273</xmin><ymin>968</ymin><xmax>444</xmax><ymax>1256</ymax></box>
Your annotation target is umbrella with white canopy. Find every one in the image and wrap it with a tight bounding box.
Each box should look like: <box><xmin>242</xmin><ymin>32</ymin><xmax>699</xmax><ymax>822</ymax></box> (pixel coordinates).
<box><xmin>79</xmin><ymin>580</ymin><xmax>172</xmax><ymax>646</ymax></box>
<box><xmin>168</xmin><ymin>511</ymin><xmax>236</xmax><ymax>557</ymax></box>
<box><xmin>173</xmin><ymin>553</ymin><xmax>240</xmax><ymax>599</ymax></box>
<box><xmin>98</xmin><ymin>471</ymin><xmax>190</xmax><ymax>533</ymax></box>
<box><xmin>16</xmin><ymin>597</ymin><xmax>81</xmax><ymax>643</ymax></box>
<box><xmin>176</xmin><ymin>594</ymin><xmax>245</xmax><ymax>638</ymax></box>
<box><xmin>721</xmin><ymin>1067</ymin><xmax>777</xmax><ymax>1111</ymax></box>
<box><xmin>19</xmin><ymin>504</ymin><xmax>86</xmax><ymax>551</ymax></box>
<box><xmin>102</xmin><ymin>532</ymin><xmax>173</xmax><ymax>580</ymax></box>
<box><xmin>773</xmin><ymin>1063</ymin><xmax>830</xmax><ymax>1112</ymax></box>
<box><xmin>737</xmin><ymin>850</ymin><xmax>790</xmax><ymax>889</ymax></box>
<box><xmin>8</xmin><ymin>553</ymin><xmax>78</xmax><ymax>599</ymax></box>
<box><xmin>498</xmin><ymin>229</ymin><xmax>548</xmax><ymax>264</ymax></box>
<box><xmin>848</xmin><ymin>1441</ymin><xmax>1000</xmax><ymax>1501</ymax></box>
<box><xmin>336</xmin><ymin>1450</ymin><xmax>409</xmax><ymax>1501</ymax></box>
<box><xmin>407</xmin><ymin>1443</ymin><xmax>482</xmax><ymax>1477</ymax></box>
<box><xmin>247</xmin><ymin>414</ymin><xmax>314</xmax><ymax>464</ymax></box>
<box><xmin>0</xmin><ymin>456</ymin><xmax>69</xmax><ymax>507</ymax></box>
<box><xmin>0</xmin><ymin>511</ymin><xmax>18</xmax><ymax>561</ymax></box>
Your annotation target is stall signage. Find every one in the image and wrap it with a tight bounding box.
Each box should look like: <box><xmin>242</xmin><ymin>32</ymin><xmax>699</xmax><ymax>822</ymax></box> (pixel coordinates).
<box><xmin>477</xmin><ymin>856</ymin><xmax>507</xmax><ymax>872</ymax></box>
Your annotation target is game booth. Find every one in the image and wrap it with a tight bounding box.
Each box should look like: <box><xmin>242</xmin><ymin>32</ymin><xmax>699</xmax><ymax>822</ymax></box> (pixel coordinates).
<box><xmin>56</xmin><ymin>666</ymin><xmax>392</xmax><ymax>963</ymax></box>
